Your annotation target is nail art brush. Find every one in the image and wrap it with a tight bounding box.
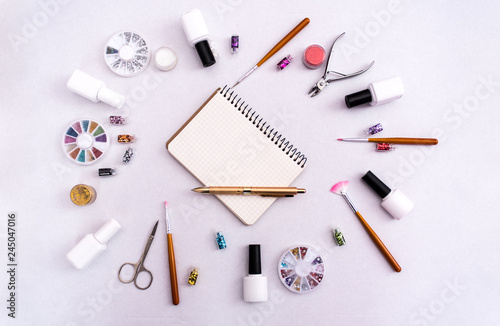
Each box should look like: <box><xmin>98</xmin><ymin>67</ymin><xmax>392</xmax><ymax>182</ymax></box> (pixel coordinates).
<box><xmin>331</xmin><ymin>181</ymin><xmax>401</xmax><ymax>272</ymax></box>
<box><xmin>232</xmin><ymin>18</ymin><xmax>310</xmax><ymax>88</ymax></box>
<box><xmin>337</xmin><ymin>137</ymin><xmax>438</xmax><ymax>145</ymax></box>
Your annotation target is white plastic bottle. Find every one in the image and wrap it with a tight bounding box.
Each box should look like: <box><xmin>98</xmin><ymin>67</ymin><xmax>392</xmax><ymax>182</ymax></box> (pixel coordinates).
<box><xmin>67</xmin><ymin>69</ymin><xmax>125</xmax><ymax>108</ymax></box>
<box><xmin>67</xmin><ymin>219</ymin><xmax>121</xmax><ymax>269</ymax></box>
<box><xmin>243</xmin><ymin>244</ymin><xmax>268</xmax><ymax>302</ymax></box>
<box><xmin>345</xmin><ymin>76</ymin><xmax>404</xmax><ymax>108</ymax></box>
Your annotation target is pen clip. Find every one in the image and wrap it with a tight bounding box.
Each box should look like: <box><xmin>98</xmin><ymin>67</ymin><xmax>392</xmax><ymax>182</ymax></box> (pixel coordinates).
<box><xmin>260</xmin><ymin>194</ymin><xmax>295</xmax><ymax>198</ymax></box>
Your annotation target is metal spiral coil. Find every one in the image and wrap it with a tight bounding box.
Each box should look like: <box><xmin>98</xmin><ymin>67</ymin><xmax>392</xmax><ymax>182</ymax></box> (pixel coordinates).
<box><xmin>220</xmin><ymin>86</ymin><xmax>307</xmax><ymax>167</ymax></box>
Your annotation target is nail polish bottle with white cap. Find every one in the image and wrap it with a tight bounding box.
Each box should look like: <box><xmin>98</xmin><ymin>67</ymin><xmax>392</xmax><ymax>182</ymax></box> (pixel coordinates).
<box><xmin>67</xmin><ymin>69</ymin><xmax>125</xmax><ymax>108</ymax></box>
<box><xmin>181</xmin><ymin>9</ymin><xmax>216</xmax><ymax>67</ymax></box>
<box><xmin>345</xmin><ymin>76</ymin><xmax>404</xmax><ymax>108</ymax></box>
<box><xmin>243</xmin><ymin>244</ymin><xmax>268</xmax><ymax>302</ymax></box>
<box><xmin>67</xmin><ymin>219</ymin><xmax>121</xmax><ymax>269</ymax></box>
<box><xmin>361</xmin><ymin>171</ymin><xmax>414</xmax><ymax>220</ymax></box>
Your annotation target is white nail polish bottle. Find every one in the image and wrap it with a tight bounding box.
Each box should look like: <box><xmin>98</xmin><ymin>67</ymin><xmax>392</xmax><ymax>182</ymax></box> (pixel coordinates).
<box><xmin>362</xmin><ymin>171</ymin><xmax>414</xmax><ymax>220</ymax></box>
<box><xmin>345</xmin><ymin>76</ymin><xmax>404</xmax><ymax>108</ymax></box>
<box><xmin>181</xmin><ymin>9</ymin><xmax>216</xmax><ymax>67</ymax></box>
<box><xmin>243</xmin><ymin>244</ymin><xmax>268</xmax><ymax>302</ymax></box>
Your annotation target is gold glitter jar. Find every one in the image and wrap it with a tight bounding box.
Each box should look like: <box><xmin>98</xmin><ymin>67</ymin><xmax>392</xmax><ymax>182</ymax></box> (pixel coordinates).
<box><xmin>70</xmin><ymin>184</ymin><xmax>97</xmax><ymax>206</ymax></box>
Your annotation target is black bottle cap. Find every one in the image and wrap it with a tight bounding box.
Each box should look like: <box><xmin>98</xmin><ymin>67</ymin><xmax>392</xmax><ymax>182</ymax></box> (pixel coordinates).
<box><xmin>361</xmin><ymin>170</ymin><xmax>391</xmax><ymax>199</ymax></box>
<box><xmin>194</xmin><ymin>40</ymin><xmax>216</xmax><ymax>67</ymax></box>
<box><xmin>345</xmin><ymin>89</ymin><xmax>372</xmax><ymax>108</ymax></box>
<box><xmin>248</xmin><ymin>244</ymin><xmax>262</xmax><ymax>275</ymax></box>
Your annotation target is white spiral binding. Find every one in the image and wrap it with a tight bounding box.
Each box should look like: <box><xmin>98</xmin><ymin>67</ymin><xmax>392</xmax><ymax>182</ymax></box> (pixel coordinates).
<box><xmin>221</xmin><ymin>86</ymin><xmax>307</xmax><ymax>167</ymax></box>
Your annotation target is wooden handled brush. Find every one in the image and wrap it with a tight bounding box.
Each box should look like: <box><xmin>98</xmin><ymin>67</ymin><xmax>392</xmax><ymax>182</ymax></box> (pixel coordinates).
<box><xmin>337</xmin><ymin>137</ymin><xmax>438</xmax><ymax>145</ymax></box>
<box><xmin>165</xmin><ymin>201</ymin><xmax>179</xmax><ymax>305</ymax></box>
<box><xmin>331</xmin><ymin>181</ymin><xmax>401</xmax><ymax>272</ymax></box>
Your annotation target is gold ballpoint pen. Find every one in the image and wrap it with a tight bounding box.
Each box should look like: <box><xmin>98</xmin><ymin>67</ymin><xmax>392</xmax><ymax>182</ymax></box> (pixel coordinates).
<box><xmin>192</xmin><ymin>187</ymin><xmax>306</xmax><ymax>197</ymax></box>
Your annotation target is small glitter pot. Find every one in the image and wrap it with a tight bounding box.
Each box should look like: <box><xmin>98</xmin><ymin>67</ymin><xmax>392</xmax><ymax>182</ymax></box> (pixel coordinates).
<box><xmin>118</xmin><ymin>135</ymin><xmax>135</xmax><ymax>143</ymax></box>
<box><xmin>231</xmin><ymin>35</ymin><xmax>239</xmax><ymax>54</ymax></box>
<box><xmin>364</xmin><ymin>123</ymin><xmax>383</xmax><ymax>136</ymax></box>
<box><xmin>70</xmin><ymin>184</ymin><xmax>97</xmax><ymax>206</ymax></box>
<box><xmin>98</xmin><ymin>168</ymin><xmax>116</xmax><ymax>177</ymax></box>
<box><xmin>333</xmin><ymin>228</ymin><xmax>346</xmax><ymax>246</ymax></box>
<box><xmin>277</xmin><ymin>55</ymin><xmax>292</xmax><ymax>70</ymax></box>
<box><xmin>376</xmin><ymin>143</ymin><xmax>396</xmax><ymax>152</ymax></box>
<box><xmin>122</xmin><ymin>147</ymin><xmax>134</xmax><ymax>163</ymax></box>
<box><xmin>303</xmin><ymin>44</ymin><xmax>326</xmax><ymax>69</ymax></box>
<box><xmin>154</xmin><ymin>47</ymin><xmax>177</xmax><ymax>71</ymax></box>
<box><xmin>110</xmin><ymin>116</ymin><xmax>127</xmax><ymax>125</ymax></box>
<box><xmin>216</xmin><ymin>232</ymin><xmax>227</xmax><ymax>249</ymax></box>
<box><xmin>188</xmin><ymin>267</ymin><xmax>199</xmax><ymax>285</ymax></box>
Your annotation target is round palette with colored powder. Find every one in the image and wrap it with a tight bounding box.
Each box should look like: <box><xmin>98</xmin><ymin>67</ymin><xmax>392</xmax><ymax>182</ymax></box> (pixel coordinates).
<box><xmin>62</xmin><ymin>119</ymin><xmax>109</xmax><ymax>165</ymax></box>
<box><xmin>104</xmin><ymin>31</ymin><xmax>151</xmax><ymax>77</ymax></box>
<box><xmin>278</xmin><ymin>245</ymin><xmax>325</xmax><ymax>294</ymax></box>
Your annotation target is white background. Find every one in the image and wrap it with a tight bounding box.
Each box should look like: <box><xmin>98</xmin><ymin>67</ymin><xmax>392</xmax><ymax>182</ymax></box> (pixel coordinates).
<box><xmin>1</xmin><ymin>0</ymin><xmax>500</xmax><ymax>325</ymax></box>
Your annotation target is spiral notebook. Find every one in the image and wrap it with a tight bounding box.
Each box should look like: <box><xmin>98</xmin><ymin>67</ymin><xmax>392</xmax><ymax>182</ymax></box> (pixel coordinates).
<box><xmin>166</xmin><ymin>87</ymin><xmax>307</xmax><ymax>225</ymax></box>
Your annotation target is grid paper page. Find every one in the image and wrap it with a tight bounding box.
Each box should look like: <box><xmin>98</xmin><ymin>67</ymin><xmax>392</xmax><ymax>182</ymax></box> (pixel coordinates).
<box><xmin>167</xmin><ymin>89</ymin><xmax>305</xmax><ymax>225</ymax></box>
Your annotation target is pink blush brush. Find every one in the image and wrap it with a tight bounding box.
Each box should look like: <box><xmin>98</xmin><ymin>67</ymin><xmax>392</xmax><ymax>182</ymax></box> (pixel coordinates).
<box><xmin>331</xmin><ymin>181</ymin><xmax>401</xmax><ymax>272</ymax></box>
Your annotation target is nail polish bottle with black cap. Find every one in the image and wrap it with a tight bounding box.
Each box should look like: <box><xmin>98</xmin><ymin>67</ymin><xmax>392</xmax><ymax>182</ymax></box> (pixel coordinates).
<box><xmin>345</xmin><ymin>77</ymin><xmax>404</xmax><ymax>108</ymax></box>
<box><xmin>181</xmin><ymin>9</ymin><xmax>216</xmax><ymax>67</ymax></box>
<box><xmin>243</xmin><ymin>244</ymin><xmax>268</xmax><ymax>302</ymax></box>
<box><xmin>361</xmin><ymin>170</ymin><xmax>414</xmax><ymax>220</ymax></box>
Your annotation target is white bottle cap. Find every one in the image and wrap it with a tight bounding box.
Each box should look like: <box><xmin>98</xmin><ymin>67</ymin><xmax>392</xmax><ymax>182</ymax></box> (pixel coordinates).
<box><xmin>97</xmin><ymin>87</ymin><xmax>125</xmax><ymax>108</ymax></box>
<box><xmin>94</xmin><ymin>218</ymin><xmax>121</xmax><ymax>244</ymax></box>
<box><xmin>243</xmin><ymin>275</ymin><xmax>268</xmax><ymax>302</ymax></box>
<box><xmin>66</xmin><ymin>69</ymin><xmax>124</xmax><ymax>108</ymax></box>
<box><xmin>370</xmin><ymin>76</ymin><xmax>405</xmax><ymax>106</ymax></box>
<box><xmin>381</xmin><ymin>189</ymin><xmax>414</xmax><ymax>220</ymax></box>
<box><xmin>154</xmin><ymin>47</ymin><xmax>178</xmax><ymax>71</ymax></box>
<box><xmin>181</xmin><ymin>9</ymin><xmax>210</xmax><ymax>46</ymax></box>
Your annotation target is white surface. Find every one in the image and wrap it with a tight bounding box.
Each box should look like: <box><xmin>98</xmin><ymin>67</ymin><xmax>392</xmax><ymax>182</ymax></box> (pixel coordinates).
<box><xmin>1</xmin><ymin>1</ymin><xmax>500</xmax><ymax>325</ymax></box>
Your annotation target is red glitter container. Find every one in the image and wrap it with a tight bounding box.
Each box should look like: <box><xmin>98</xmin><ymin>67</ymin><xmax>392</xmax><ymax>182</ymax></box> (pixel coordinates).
<box><xmin>302</xmin><ymin>44</ymin><xmax>326</xmax><ymax>69</ymax></box>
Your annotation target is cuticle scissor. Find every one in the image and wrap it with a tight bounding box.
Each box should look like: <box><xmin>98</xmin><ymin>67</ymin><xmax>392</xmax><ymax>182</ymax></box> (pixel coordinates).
<box><xmin>118</xmin><ymin>220</ymin><xmax>158</xmax><ymax>290</ymax></box>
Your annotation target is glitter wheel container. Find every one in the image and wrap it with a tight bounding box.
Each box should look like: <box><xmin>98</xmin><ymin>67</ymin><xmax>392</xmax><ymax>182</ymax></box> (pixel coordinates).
<box><xmin>62</xmin><ymin>119</ymin><xmax>109</xmax><ymax>165</ymax></box>
<box><xmin>104</xmin><ymin>31</ymin><xmax>151</xmax><ymax>77</ymax></box>
<box><xmin>278</xmin><ymin>245</ymin><xmax>325</xmax><ymax>294</ymax></box>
